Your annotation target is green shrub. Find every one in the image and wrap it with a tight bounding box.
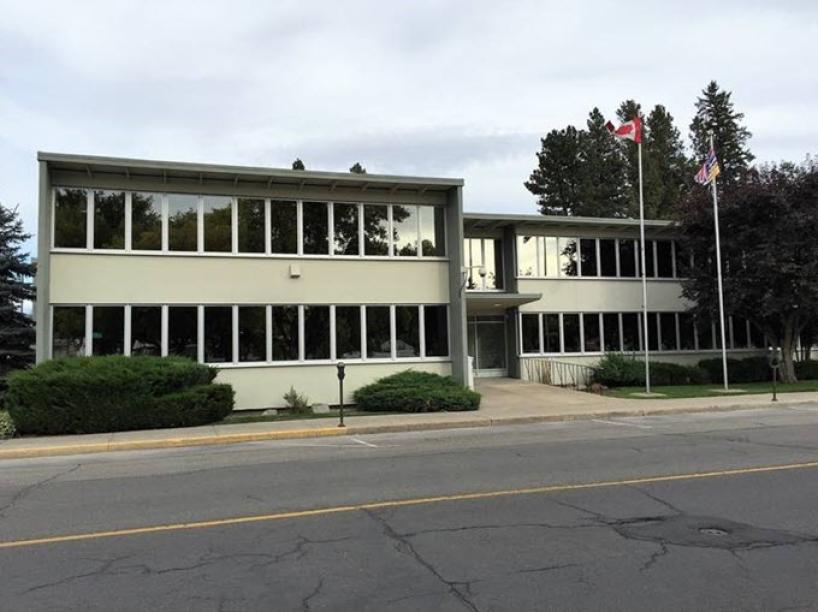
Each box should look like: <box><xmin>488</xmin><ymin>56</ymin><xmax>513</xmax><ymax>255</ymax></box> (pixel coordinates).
<box><xmin>283</xmin><ymin>386</ymin><xmax>312</xmax><ymax>414</ymax></box>
<box><xmin>4</xmin><ymin>356</ymin><xmax>233</xmax><ymax>435</ymax></box>
<box><xmin>698</xmin><ymin>356</ymin><xmax>770</xmax><ymax>384</ymax></box>
<box><xmin>593</xmin><ymin>353</ymin><xmax>709</xmax><ymax>387</ymax></box>
<box><xmin>795</xmin><ymin>360</ymin><xmax>818</xmax><ymax>380</ymax></box>
<box><xmin>0</xmin><ymin>410</ymin><xmax>15</xmax><ymax>439</ymax></box>
<box><xmin>354</xmin><ymin>370</ymin><xmax>480</xmax><ymax>413</ymax></box>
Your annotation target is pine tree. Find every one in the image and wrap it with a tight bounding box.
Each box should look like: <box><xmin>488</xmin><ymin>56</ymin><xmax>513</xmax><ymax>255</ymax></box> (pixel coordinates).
<box><xmin>643</xmin><ymin>105</ymin><xmax>691</xmax><ymax>218</ymax></box>
<box><xmin>349</xmin><ymin>162</ymin><xmax>367</xmax><ymax>174</ymax></box>
<box><xmin>689</xmin><ymin>81</ymin><xmax>753</xmax><ymax>189</ymax></box>
<box><xmin>524</xmin><ymin>126</ymin><xmax>583</xmax><ymax>215</ymax></box>
<box><xmin>575</xmin><ymin>108</ymin><xmax>630</xmax><ymax>217</ymax></box>
<box><xmin>291</xmin><ymin>158</ymin><xmax>305</xmax><ymax>170</ymax></box>
<box><xmin>0</xmin><ymin>202</ymin><xmax>36</xmax><ymax>380</ymax></box>
<box><xmin>616</xmin><ymin>99</ymin><xmax>642</xmax><ymax>216</ymax></box>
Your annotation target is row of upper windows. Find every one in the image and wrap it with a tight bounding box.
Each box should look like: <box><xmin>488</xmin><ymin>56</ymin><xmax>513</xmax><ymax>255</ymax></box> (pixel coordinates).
<box><xmin>517</xmin><ymin>236</ymin><xmax>684</xmax><ymax>279</ymax></box>
<box><xmin>51</xmin><ymin>303</ymin><xmax>450</xmax><ymax>364</ymax></box>
<box><xmin>520</xmin><ymin>311</ymin><xmax>763</xmax><ymax>355</ymax></box>
<box><xmin>51</xmin><ymin>188</ymin><xmax>447</xmax><ymax>258</ymax></box>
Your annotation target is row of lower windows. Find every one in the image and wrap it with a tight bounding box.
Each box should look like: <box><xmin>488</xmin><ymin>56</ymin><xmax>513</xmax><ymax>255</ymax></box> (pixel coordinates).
<box><xmin>517</xmin><ymin>236</ymin><xmax>683</xmax><ymax>279</ymax></box>
<box><xmin>51</xmin><ymin>304</ymin><xmax>450</xmax><ymax>364</ymax></box>
<box><xmin>52</xmin><ymin>188</ymin><xmax>446</xmax><ymax>258</ymax></box>
<box><xmin>520</xmin><ymin>312</ymin><xmax>763</xmax><ymax>355</ymax></box>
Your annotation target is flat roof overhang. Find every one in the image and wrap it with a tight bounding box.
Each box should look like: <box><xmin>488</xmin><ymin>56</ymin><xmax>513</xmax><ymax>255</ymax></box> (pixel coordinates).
<box><xmin>466</xmin><ymin>291</ymin><xmax>542</xmax><ymax>314</ymax></box>
<box><xmin>463</xmin><ymin>212</ymin><xmax>677</xmax><ymax>237</ymax></box>
<box><xmin>38</xmin><ymin>152</ymin><xmax>464</xmax><ymax>199</ymax></box>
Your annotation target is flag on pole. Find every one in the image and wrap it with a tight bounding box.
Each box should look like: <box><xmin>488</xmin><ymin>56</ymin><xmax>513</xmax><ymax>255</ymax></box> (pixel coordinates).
<box><xmin>605</xmin><ymin>117</ymin><xmax>642</xmax><ymax>143</ymax></box>
<box><xmin>694</xmin><ymin>148</ymin><xmax>721</xmax><ymax>185</ymax></box>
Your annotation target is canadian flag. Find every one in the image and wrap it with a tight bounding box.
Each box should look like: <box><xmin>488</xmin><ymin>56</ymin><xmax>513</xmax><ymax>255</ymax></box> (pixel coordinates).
<box><xmin>605</xmin><ymin>116</ymin><xmax>642</xmax><ymax>144</ymax></box>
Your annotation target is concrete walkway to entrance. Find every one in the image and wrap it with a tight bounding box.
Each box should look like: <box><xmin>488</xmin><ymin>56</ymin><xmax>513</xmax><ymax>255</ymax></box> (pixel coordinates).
<box><xmin>1</xmin><ymin>378</ymin><xmax>815</xmax><ymax>460</ymax></box>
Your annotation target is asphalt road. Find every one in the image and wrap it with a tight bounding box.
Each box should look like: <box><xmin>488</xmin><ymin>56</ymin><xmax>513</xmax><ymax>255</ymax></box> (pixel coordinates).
<box><xmin>2</xmin><ymin>404</ymin><xmax>818</xmax><ymax>611</ymax></box>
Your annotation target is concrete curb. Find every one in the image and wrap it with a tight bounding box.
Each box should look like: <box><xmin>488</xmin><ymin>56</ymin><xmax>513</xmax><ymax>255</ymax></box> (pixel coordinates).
<box><xmin>0</xmin><ymin>398</ymin><xmax>812</xmax><ymax>461</ymax></box>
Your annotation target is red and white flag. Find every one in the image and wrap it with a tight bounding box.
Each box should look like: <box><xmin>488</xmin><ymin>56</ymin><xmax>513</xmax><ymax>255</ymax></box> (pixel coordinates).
<box><xmin>605</xmin><ymin>116</ymin><xmax>642</xmax><ymax>143</ymax></box>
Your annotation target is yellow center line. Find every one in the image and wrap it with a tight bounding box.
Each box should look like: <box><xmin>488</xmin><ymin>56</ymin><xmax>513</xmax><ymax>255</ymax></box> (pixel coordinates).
<box><xmin>2</xmin><ymin>459</ymin><xmax>817</xmax><ymax>550</ymax></box>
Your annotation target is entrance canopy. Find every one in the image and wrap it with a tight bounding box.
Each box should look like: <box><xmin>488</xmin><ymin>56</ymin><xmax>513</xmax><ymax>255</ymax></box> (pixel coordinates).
<box><xmin>466</xmin><ymin>291</ymin><xmax>541</xmax><ymax>315</ymax></box>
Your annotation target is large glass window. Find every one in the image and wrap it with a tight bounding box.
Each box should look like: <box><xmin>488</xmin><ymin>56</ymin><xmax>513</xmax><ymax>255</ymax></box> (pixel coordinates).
<box><xmin>619</xmin><ymin>240</ymin><xmax>636</xmax><ymax>277</ymax></box>
<box><xmin>92</xmin><ymin>306</ymin><xmax>124</xmax><ymax>356</ymax></box>
<box><xmin>424</xmin><ymin>305</ymin><xmax>449</xmax><ymax>357</ymax></box>
<box><xmin>521</xmin><ymin>314</ymin><xmax>540</xmax><ymax>353</ymax></box>
<box><xmin>392</xmin><ymin>205</ymin><xmax>418</xmax><ymax>256</ymax></box>
<box><xmin>419</xmin><ymin>206</ymin><xmax>445</xmax><ymax>257</ymax></box>
<box><xmin>303</xmin><ymin>201</ymin><xmax>329</xmax><ymax>255</ymax></box>
<box><xmin>543</xmin><ymin>314</ymin><xmax>560</xmax><ymax>352</ymax></box>
<box><xmin>646</xmin><ymin>312</ymin><xmax>659</xmax><ymax>352</ymax></box>
<box><xmin>54</xmin><ymin>188</ymin><xmax>87</xmax><ymax>248</ymax></box>
<box><xmin>272</xmin><ymin>306</ymin><xmax>299</xmax><ymax>361</ymax></box>
<box><xmin>622</xmin><ymin>312</ymin><xmax>641</xmax><ymax>351</ymax></box>
<box><xmin>580</xmin><ymin>239</ymin><xmax>598</xmax><ymax>277</ymax></box>
<box><xmin>464</xmin><ymin>238</ymin><xmax>503</xmax><ymax>290</ymax></box>
<box><xmin>168</xmin><ymin>306</ymin><xmax>198</xmax><ymax>359</ymax></box>
<box><xmin>641</xmin><ymin>240</ymin><xmax>656</xmax><ymax>278</ymax></box>
<box><xmin>465</xmin><ymin>238</ymin><xmax>483</xmax><ymax>289</ymax></box>
<box><xmin>204</xmin><ymin>306</ymin><xmax>232</xmax><ymax>363</ymax></box>
<box><xmin>603</xmin><ymin>313</ymin><xmax>620</xmax><ymax>352</ymax></box>
<box><xmin>131</xmin><ymin>306</ymin><xmax>161</xmax><ymax>356</ymax></box>
<box><xmin>656</xmin><ymin>241</ymin><xmax>674</xmax><ymax>278</ymax></box>
<box><xmin>517</xmin><ymin>236</ymin><xmax>545</xmax><ymax>277</ymax></box>
<box><xmin>203</xmin><ymin>196</ymin><xmax>232</xmax><ymax>252</ymax></box>
<box><xmin>679</xmin><ymin>313</ymin><xmax>696</xmax><ymax>350</ymax></box>
<box><xmin>93</xmin><ymin>191</ymin><xmax>125</xmax><ymax>249</ymax></box>
<box><xmin>131</xmin><ymin>192</ymin><xmax>162</xmax><ymax>250</ymax></box>
<box><xmin>562</xmin><ymin>314</ymin><xmax>581</xmax><ymax>353</ymax></box>
<box><xmin>168</xmin><ymin>194</ymin><xmax>199</xmax><ymax>252</ymax></box>
<box><xmin>583</xmin><ymin>313</ymin><xmax>601</xmax><ymax>352</ymax></box>
<box><xmin>238</xmin><ymin>306</ymin><xmax>266</xmax><ymax>362</ymax></box>
<box><xmin>395</xmin><ymin>306</ymin><xmax>420</xmax><ymax>358</ymax></box>
<box><xmin>333</xmin><ymin>203</ymin><xmax>360</xmax><ymax>255</ymax></box>
<box><xmin>366</xmin><ymin>306</ymin><xmax>391</xmax><ymax>358</ymax></box>
<box><xmin>560</xmin><ymin>238</ymin><xmax>578</xmax><ymax>276</ymax></box>
<box><xmin>599</xmin><ymin>239</ymin><xmax>616</xmax><ymax>277</ymax></box>
<box><xmin>270</xmin><ymin>200</ymin><xmax>298</xmax><ymax>254</ymax></box>
<box><xmin>238</xmin><ymin>199</ymin><xmax>265</xmax><ymax>253</ymax></box>
<box><xmin>363</xmin><ymin>204</ymin><xmax>389</xmax><ymax>255</ymax></box>
<box><xmin>697</xmin><ymin>318</ymin><xmax>714</xmax><ymax>350</ymax></box>
<box><xmin>660</xmin><ymin>313</ymin><xmax>678</xmax><ymax>351</ymax></box>
<box><xmin>52</xmin><ymin>306</ymin><xmax>86</xmax><ymax>358</ymax></box>
<box><xmin>335</xmin><ymin>306</ymin><xmax>362</xmax><ymax>359</ymax></box>
<box><xmin>483</xmin><ymin>239</ymin><xmax>503</xmax><ymax>289</ymax></box>
<box><xmin>304</xmin><ymin>306</ymin><xmax>330</xmax><ymax>360</ymax></box>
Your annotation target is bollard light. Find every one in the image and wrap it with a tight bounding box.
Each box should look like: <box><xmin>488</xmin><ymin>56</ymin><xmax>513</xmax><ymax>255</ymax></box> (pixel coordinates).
<box><xmin>336</xmin><ymin>362</ymin><xmax>346</xmax><ymax>428</ymax></box>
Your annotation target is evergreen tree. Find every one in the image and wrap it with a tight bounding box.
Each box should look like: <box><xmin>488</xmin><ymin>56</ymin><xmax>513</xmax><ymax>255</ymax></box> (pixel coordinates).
<box><xmin>616</xmin><ymin>99</ymin><xmax>642</xmax><ymax>216</ymax></box>
<box><xmin>291</xmin><ymin>158</ymin><xmax>305</xmax><ymax>170</ymax></box>
<box><xmin>643</xmin><ymin>105</ymin><xmax>691</xmax><ymax>218</ymax></box>
<box><xmin>575</xmin><ymin>108</ymin><xmax>629</xmax><ymax>217</ymax></box>
<box><xmin>0</xmin><ymin>202</ymin><xmax>36</xmax><ymax>380</ymax></box>
<box><xmin>524</xmin><ymin>126</ymin><xmax>583</xmax><ymax>215</ymax></box>
<box><xmin>689</xmin><ymin>80</ymin><xmax>753</xmax><ymax>189</ymax></box>
<box><xmin>349</xmin><ymin>162</ymin><xmax>367</xmax><ymax>174</ymax></box>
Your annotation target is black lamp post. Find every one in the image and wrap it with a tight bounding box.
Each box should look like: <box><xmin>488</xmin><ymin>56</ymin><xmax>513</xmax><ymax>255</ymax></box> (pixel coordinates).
<box><xmin>336</xmin><ymin>362</ymin><xmax>346</xmax><ymax>427</ymax></box>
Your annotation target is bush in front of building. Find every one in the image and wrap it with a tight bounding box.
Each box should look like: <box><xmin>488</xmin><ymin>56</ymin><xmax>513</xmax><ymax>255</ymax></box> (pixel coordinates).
<box><xmin>593</xmin><ymin>353</ymin><xmax>709</xmax><ymax>387</ymax></box>
<box><xmin>0</xmin><ymin>410</ymin><xmax>15</xmax><ymax>438</ymax></box>
<box><xmin>697</xmin><ymin>356</ymin><xmax>770</xmax><ymax>384</ymax></box>
<box><xmin>795</xmin><ymin>360</ymin><xmax>818</xmax><ymax>380</ymax></box>
<box><xmin>354</xmin><ymin>370</ymin><xmax>481</xmax><ymax>413</ymax></box>
<box><xmin>4</xmin><ymin>355</ymin><xmax>234</xmax><ymax>435</ymax></box>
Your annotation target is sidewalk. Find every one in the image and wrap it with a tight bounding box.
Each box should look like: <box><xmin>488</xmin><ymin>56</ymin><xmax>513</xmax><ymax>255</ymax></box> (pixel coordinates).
<box><xmin>1</xmin><ymin>380</ymin><xmax>816</xmax><ymax>460</ymax></box>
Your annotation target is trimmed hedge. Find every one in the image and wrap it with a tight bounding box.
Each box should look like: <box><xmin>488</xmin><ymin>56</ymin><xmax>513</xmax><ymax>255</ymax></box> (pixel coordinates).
<box><xmin>354</xmin><ymin>370</ymin><xmax>481</xmax><ymax>413</ymax></box>
<box><xmin>5</xmin><ymin>356</ymin><xmax>234</xmax><ymax>435</ymax></box>
<box><xmin>593</xmin><ymin>353</ymin><xmax>708</xmax><ymax>388</ymax></box>
<box><xmin>795</xmin><ymin>360</ymin><xmax>818</xmax><ymax>381</ymax></box>
<box><xmin>697</xmin><ymin>356</ymin><xmax>770</xmax><ymax>384</ymax></box>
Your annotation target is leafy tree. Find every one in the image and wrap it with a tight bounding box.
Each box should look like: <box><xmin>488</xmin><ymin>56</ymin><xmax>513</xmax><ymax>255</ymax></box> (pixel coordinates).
<box><xmin>0</xmin><ymin>202</ymin><xmax>36</xmax><ymax>382</ymax></box>
<box><xmin>291</xmin><ymin>158</ymin><xmax>305</xmax><ymax>170</ymax></box>
<box><xmin>575</xmin><ymin>108</ymin><xmax>630</xmax><ymax>217</ymax></box>
<box><xmin>690</xmin><ymin>81</ymin><xmax>754</xmax><ymax>190</ymax></box>
<box><xmin>678</xmin><ymin>163</ymin><xmax>818</xmax><ymax>382</ymax></box>
<box><xmin>349</xmin><ymin>162</ymin><xmax>367</xmax><ymax>174</ymax></box>
<box><xmin>524</xmin><ymin>126</ymin><xmax>583</xmax><ymax>216</ymax></box>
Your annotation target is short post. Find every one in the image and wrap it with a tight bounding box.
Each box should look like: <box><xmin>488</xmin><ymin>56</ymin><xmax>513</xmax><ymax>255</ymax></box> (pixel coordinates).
<box><xmin>336</xmin><ymin>361</ymin><xmax>346</xmax><ymax>427</ymax></box>
<box><xmin>768</xmin><ymin>347</ymin><xmax>781</xmax><ymax>402</ymax></box>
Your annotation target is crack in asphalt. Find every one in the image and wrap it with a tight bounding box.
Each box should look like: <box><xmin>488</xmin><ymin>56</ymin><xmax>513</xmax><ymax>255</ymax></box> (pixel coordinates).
<box><xmin>0</xmin><ymin>463</ymin><xmax>81</xmax><ymax>519</ymax></box>
<box><xmin>301</xmin><ymin>577</ymin><xmax>324</xmax><ymax>612</ymax></box>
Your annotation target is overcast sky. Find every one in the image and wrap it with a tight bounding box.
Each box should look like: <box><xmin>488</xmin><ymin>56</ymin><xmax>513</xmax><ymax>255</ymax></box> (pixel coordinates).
<box><xmin>2</xmin><ymin>0</ymin><xmax>816</xmax><ymax>253</ymax></box>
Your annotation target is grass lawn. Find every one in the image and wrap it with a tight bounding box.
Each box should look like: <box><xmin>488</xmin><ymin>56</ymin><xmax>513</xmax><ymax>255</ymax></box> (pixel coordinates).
<box><xmin>608</xmin><ymin>380</ymin><xmax>818</xmax><ymax>400</ymax></box>
<box><xmin>221</xmin><ymin>409</ymin><xmax>399</xmax><ymax>425</ymax></box>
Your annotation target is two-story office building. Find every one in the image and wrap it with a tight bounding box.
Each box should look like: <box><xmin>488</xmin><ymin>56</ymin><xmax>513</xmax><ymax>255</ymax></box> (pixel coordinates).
<box><xmin>35</xmin><ymin>153</ymin><xmax>764</xmax><ymax>409</ymax></box>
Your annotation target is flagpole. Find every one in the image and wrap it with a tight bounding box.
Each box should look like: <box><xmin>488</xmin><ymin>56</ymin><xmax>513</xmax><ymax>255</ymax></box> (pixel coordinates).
<box><xmin>709</xmin><ymin>133</ymin><xmax>730</xmax><ymax>391</ymax></box>
<box><xmin>637</xmin><ymin>135</ymin><xmax>651</xmax><ymax>394</ymax></box>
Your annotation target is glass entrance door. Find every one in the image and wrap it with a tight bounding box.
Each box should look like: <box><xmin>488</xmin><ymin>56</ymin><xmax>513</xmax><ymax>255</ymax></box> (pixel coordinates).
<box><xmin>467</xmin><ymin>316</ymin><xmax>507</xmax><ymax>377</ymax></box>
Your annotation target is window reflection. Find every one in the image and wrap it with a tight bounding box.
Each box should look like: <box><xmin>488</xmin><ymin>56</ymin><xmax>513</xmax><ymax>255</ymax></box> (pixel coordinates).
<box><xmin>93</xmin><ymin>191</ymin><xmax>125</xmax><ymax>249</ymax></box>
<box><xmin>419</xmin><ymin>206</ymin><xmax>445</xmax><ymax>257</ymax></box>
<box><xmin>270</xmin><ymin>201</ymin><xmax>298</xmax><ymax>254</ymax></box>
<box><xmin>333</xmin><ymin>203</ymin><xmax>360</xmax><ymax>255</ymax></box>
<box><xmin>92</xmin><ymin>306</ymin><xmax>124</xmax><ymax>355</ymax></box>
<box><xmin>168</xmin><ymin>194</ymin><xmax>198</xmax><ymax>252</ymax></box>
<box><xmin>395</xmin><ymin>306</ymin><xmax>419</xmax><ymax>358</ymax></box>
<box><xmin>272</xmin><ymin>306</ymin><xmax>299</xmax><ymax>360</ymax></box>
<box><xmin>392</xmin><ymin>205</ymin><xmax>418</xmax><ymax>256</ymax></box>
<box><xmin>335</xmin><ymin>306</ymin><xmax>361</xmax><ymax>359</ymax></box>
<box><xmin>131</xmin><ymin>306</ymin><xmax>161</xmax><ymax>356</ymax></box>
<box><xmin>168</xmin><ymin>306</ymin><xmax>198</xmax><ymax>358</ymax></box>
<box><xmin>203</xmin><ymin>196</ymin><xmax>232</xmax><ymax>253</ymax></box>
<box><xmin>239</xmin><ymin>306</ymin><xmax>266</xmax><ymax>362</ymax></box>
<box><xmin>363</xmin><ymin>205</ymin><xmax>389</xmax><ymax>255</ymax></box>
<box><xmin>303</xmin><ymin>202</ymin><xmax>329</xmax><ymax>255</ymax></box>
<box><xmin>238</xmin><ymin>199</ymin><xmax>265</xmax><ymax>254</ymax></box>
<box><xmin>52</xmin><ymin>306</ymin><xmax>86</xmax><ymax>358</ymax></box>
<box><xmin>304</xmin><ymin>306</ymin><xmax>330</xmax><ymax>360</ymax></box>
<box><xmin>54</xmin><ymin>188</ymin><xmax>87</xmax><ymax>248</ymax></box>
<box><xmin>366</xmin><ymin>306</ymin><xmax>391</xmax><ymax>358</ymax></box>
<box><xmin>132</xmin><ymin>193</ymin><xmax>162</xmax><ymax>251</ymax></box>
